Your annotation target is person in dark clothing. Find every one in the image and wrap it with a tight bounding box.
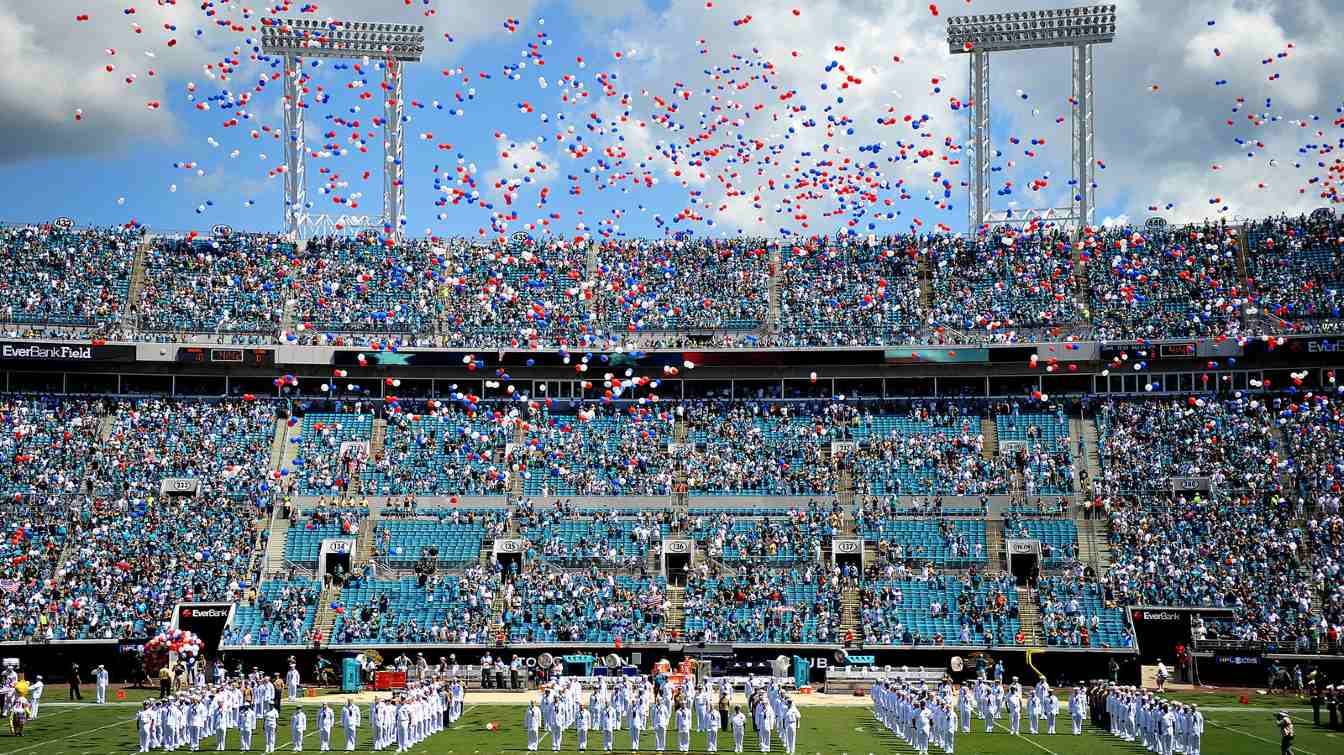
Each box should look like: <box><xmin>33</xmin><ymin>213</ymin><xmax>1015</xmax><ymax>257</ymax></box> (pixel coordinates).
<box><xmin>68</xmin><ymin>663</ymin><xmax>82</xmax><ymax>700</ymax></box>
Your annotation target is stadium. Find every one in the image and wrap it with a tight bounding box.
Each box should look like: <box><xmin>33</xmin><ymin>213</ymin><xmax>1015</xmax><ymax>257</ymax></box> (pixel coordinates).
<box><xmin>0</xmin><ymin>2</ymin><xmax>1342</xmax><ymax>754</ymax></box>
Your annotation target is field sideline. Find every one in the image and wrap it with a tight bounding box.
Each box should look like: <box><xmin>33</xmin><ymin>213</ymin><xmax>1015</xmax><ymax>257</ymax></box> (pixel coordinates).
<box><xmin>3</xmin><ymin>687</ymin><xmax>1341</xmax><ymax>755</ymax></box>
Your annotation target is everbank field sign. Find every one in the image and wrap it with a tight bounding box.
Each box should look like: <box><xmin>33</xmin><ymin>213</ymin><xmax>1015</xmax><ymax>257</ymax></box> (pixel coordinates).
<box><xmin>0</xmin><ymin>341</ymin><xmax>136</xmax><ymax>362</ymax></box>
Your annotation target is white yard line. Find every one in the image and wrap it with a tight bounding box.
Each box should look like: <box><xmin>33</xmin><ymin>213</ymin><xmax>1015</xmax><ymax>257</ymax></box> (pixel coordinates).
<box><xmin>1010</xmin><ymin>730</ymin><xmax>1063</xmax><ymax>755</ymax></box>
<box><xmin>1206</xmin><ymin>718</ymin><xmax>1319</xmax><ymax>755</ymax></box>
<box><xmin>6</xmin><ymin>716</ymin><xmax>130</xmax><ymax>754</ymax></box>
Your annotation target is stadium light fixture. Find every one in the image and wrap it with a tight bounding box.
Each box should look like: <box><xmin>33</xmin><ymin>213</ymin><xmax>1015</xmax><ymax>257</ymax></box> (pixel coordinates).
<box><xmin>947</xmin><ymin>5</ymin><xmax>1118</xmax><ymax>234</ymax></box>
<box><xmin>261</xmin><ymin>19</ymin><xmax>426</xmax><ymax>241</ymax></box>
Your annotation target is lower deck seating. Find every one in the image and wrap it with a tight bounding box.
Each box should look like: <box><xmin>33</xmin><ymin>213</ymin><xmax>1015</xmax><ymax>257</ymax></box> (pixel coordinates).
<box><xmin>224</xmin><ymin>579</ymin><xmax>319</xmax><ymax>646</ymax></box>
<box><xmin>683</xmin><ymin>569</ymin><xmax>840</xmax><ymax>644</ymax></box>
<box><xmin>332</xmin><ymin>575</ymin><xmax>495</xmax><ymax>644</ymax></box>
<box><xmin>859</xmin><ymin>575</ymin><xmax>1021</xmax><ymax>646</ymax></box>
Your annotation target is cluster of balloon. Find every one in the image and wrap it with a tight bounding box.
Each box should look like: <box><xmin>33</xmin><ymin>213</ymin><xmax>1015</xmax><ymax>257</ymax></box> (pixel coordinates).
<box><xmin>142</xmin><ymin>628</ymin><xmax>204</xmax><ymax>677</ymax></box>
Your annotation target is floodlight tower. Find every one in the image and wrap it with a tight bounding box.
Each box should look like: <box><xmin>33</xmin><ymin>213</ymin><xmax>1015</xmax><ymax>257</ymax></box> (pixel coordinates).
<box><xmin>947</xmin><ymin>5</ymin><xmax>1117</xmax><ymax>234</ymax></box>
<box><xmin>261</xmin><ymin>18</ymin><xmax>425</xmax><ymax>241</ymax></box>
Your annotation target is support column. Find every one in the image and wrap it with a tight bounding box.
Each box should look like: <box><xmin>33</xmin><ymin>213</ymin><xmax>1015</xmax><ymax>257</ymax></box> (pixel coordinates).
<box><xmin>283</xmin><ymin>55</ymin><xmax>307</xmax><ymax>240</ymax></box>
<box><xmin>383</xmin><ymin>60</ymin><xmax>406</xmax><ymax>241</ymax></box>
<box><xmin>1071</xmin><ymin>44</ymin><xmax>1096</xmax><ymax>234</ymax></box>
<box><xmin>968</xmin><ymin>51</ymin><xmax>990</xmax><ymax>235</ymax></box>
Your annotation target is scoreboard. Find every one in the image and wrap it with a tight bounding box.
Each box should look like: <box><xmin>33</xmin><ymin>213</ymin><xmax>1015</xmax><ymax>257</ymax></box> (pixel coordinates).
<box><xmin>176</xmin><ymin>347</ymin><xmax>275</xmax><ymax>368</ymax></box>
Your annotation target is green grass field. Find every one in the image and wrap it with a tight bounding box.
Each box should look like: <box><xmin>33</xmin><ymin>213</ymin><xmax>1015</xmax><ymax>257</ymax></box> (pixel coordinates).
<box><xmin>3</xmin><ymin>687</ymin><xmax>1342</xmax><ymax>755</ymax></box>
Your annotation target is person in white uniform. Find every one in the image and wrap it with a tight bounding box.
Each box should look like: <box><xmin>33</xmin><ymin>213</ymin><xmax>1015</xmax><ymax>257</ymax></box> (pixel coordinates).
<box><xmin>285</xmin><ymin>666</ymin><xmax>301</xmax><ymax>702</ymax></box>
<box><xmin>755</xmin><ymin>698</ymin><xmax>775</xmax><ymax>753</ymax></box>
<box><xmin>264</xmin><ymin>706</ymin><xmax>279</xmax><ymax>754</ymax></box>
<box><xmin>731</xmin><ymin>706</ymin><xmax>746</xmax><ymax>754</ymax></box>
<box><xmin>630</xmin><ymin>697</ymin><xmax>646</xmax><ymax>751</ymax></box>
<box><xmin>316</xmin><ymin>703</ymin><xmax>333</xmax><ymax>751</ymax></box>
<box><xmin>290</xmin><ymin>707</ymin><xmax>307</xmax><ymax>752</ymax></box>
<box><xmin>137</xmin><ymin>702</ymin><xmax>156</xmax><ymax>753</ymax></box>
<box><xmin>1069</xmin><ymin>687</ymin><xmax>1087</xmax><ymax>735</ymax></box>
<box><xmin>341</xmin><ymin>700</ymin><xmax>361</xmax><ymax>751</ymax></box>
<box><xmin>781</xmin><ymin>700</ymin><xmax>800</xmax><ymax>755</ymax></box>
<box><xmin>675</xmin><ymin>703</ymin><xmax>692</xmax><ymax>752</ymax></box>
<box><xmin>28</xmin><ymin>677</ymin><xmax>43</xmax><ymax>720</ymax></box>
<box><xmin>95</xmin><ymin>665</ymin><xmax>110</xmax><ymax>704</ymax></box>
<box><xmin>240</xmin><ymin>705</ymin><xmax>257</xmax><ymax>752</ymax></box>
<box><xmin>525</xmin><ymin>701</ymin><xmax>542</xmax><ymax>752</ymax></box>
<box><xmin>601</xmin><ymin>700</ymin><xmax>617</xmax><ymax>752</ymax></box>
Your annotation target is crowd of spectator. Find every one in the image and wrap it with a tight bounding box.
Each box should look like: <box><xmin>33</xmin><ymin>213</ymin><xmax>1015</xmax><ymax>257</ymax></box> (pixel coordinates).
<box><xmin>133</xmin><ymin>234</ymin><xmax>291</xmax><ymax>334</ymax></box>
<box><xmin>518</xmin><ymin>501</ymin><xmax>670</xmax><ymax>567</ymax></box>
<box><xmin>1103</xmin><ymin>491</ymin><xmax>1315</xmax><ymax>648</ymax></box>
<box><xmin>0</xmin><ymin>224</ymin><xmax>138</xmax><ymax>327</ymax></box>
<box><xmin>363</xmin><ymin>405</ymin><xmax>514</xmax><ymax>496</ymax></box>
<box><xmin>692</xmin><ymin>507</ymin><xmax>836</xmax><ymax>562</ymax></box>
<box><xmin>1246</xmin><ymin>213</ymin><xmax>1344</xmax><ymax>332</ymax></box>
<box><xmin>1035</xmin><ymin>569</ymin><xmax>1131</xmax><ymax>648</ymax></box>
<box><xmin>500</xmin><ymin>566</ymin><xmax>667</xmax><ymax>643</ymax></box>
<box><xmin>592</xmin><ymin>239</ymin><xmax>770</xmax><ymax>331</ymax></box>
<box><xmin>0</xmin><ymin>396</ymin><xmax>106</xmax><ymax>496</ymax></box>
<box><xmin>332</xmin><ymin>568</ymin><xmax>498</xmax><ymax>645</ymax></box>
<box><xmin>1095</xmin><ymin>396</ymin><xmax>1284</xmax><ymax>495</ymax></box>
<box><xmin>858</xmin><ymin>569</ymin><xmax>1020</xmax><ymax>646</ymax></box>
<box><xmin>0</xmin><ymin>495</ymin><xmax>74</xmax><ymax>641</ymax></box>
<box><xmin>99</xmin><ymin>399</ymin><xmax>278</xmax><ymax>497</ymax></box>
<box><xmin>23</xmin><ymin>493</ymin><xmax>265</xmax><ymax>641</ymax></box>
<box><xmin>683</xmin><ymin>564</ymin><xmax>842</xmax><ymax>643</ymax></box>
<box><xmin>7</xmin><ymin>214</ymin><xmax>1344</xmax><ymax>347</ymax></box>
<box><xmin>1086</xmin><ymin>221</ymin><xmax>1245</xmax><ymax>340</ymax></box>
<box><xmin>1306</xmin><ymin>513</ymin><xmax>1344</xmax><ymax>650</ymax></box>
<box><xmin>927</xmin><ymin>229</ymin><xmax>1083</xmax><ymax>342</ymax></box>
<box><xmin>777</xmin><ymin>239</ymin><xmax>924</xmax><ymax>346</ymax></box>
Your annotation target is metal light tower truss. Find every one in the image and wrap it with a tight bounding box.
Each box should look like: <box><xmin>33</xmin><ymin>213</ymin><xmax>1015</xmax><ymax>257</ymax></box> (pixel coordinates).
<box><xmin>261</xmin><ymin>18</ymin><xmax>425</xmax><ymax>241</ymax></box>
<box><xmin>948</xmin><ymin>5</ymin><xmax>1117</xmax><ymax>234</ymax></box>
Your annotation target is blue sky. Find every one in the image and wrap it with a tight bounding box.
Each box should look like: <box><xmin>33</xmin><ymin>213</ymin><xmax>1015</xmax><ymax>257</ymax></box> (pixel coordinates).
<box><xmin>0</xmin><ymin>0</ymin><xmax>1337</xmax><ymax>240</ymax></box>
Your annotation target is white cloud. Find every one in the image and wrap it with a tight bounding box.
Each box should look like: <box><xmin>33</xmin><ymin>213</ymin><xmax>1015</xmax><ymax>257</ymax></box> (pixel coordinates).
<box><xmin>483</xmin><ymin>136</ymin><xmax>561</xmax><ymax>205</ymax></box>
<box><xmin>563</xmin><ymin>0</ymin><xmax>1344</xmax><ymax>235</ymax></box>
<box><xmin>0</xmin><ymin>0</ymin><xmax>545</xmax><ymax>164</ymax></box>
<box><xmin>0</xmin><ymin>1</ymin><xmax>212</xmax><ymax>162</ymax></box>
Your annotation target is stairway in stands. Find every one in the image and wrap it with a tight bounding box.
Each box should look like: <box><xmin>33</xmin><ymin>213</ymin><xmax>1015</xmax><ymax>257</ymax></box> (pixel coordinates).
<box><xmin>835</xmin><ymin>464</ymin><xmax>855</xmax><ymax>508</ymax></box>
<box><xmin>1081</xmin><ymin>417</ymin><xmax>1102</xmax><ymax>488</ymax></box>
<box><xmin>1017</xmin><ymin>587</ymin><xmax>1043</xmax><ymax>645</ymax></box>
<box><xmin>840</xmin><ymin>583</ymin><xmax>861</xmax><ymax>639</ymax></box>
<box><xmin>918</xmin><ymin>252</ymin><xmax>934</xmax><ymax>309</ymax></box>
<box><xmin>355</xmin><ymin>513</ymin><xmax>378</xmax><ymax>567</ymax></box>
<box><xmin>981</xmin><ymin>417</ymin><xmax>999</xmax><ymax>458</ymax></box>
<box><xmin>766</xmin><ymin>252</ymin><xmax>783</xmax><ymax>336</ymax></box>
<box><xmin>1075</xmin><ymin>515</ymin><xmax>1113</xmax><ymax>575</ymax></box>
<box><xmin>263</xmin><ymin>417</ymin><xmax>295</xmax><ymax>577</ymax></box>
<box><xmin>127</xmin><ymin>237</ymin><xmax>151</xmax><ymax>310</ymax></box>
<box><xmin>1235</xmin><ymin>225</ymin><xmax>1251</xmax><ymax>329</ymax></box>
<box><xmin>311</xmin><ymin>583</ymin><xmax>343</xmax><ymax>643</ymax></box>
<box><xmin>666</xmin><ymin>586</ymin><xmax>687</xmax><ymax>639</ymax></box>
<box><xmin>986</xmin><ymin>517</ymin><xmax>1006</xmax><ymax>570</ymax></box>
<box><xmin>264</xmin><ymin>517</ymin><xmax>291</xmax><ymax>577</ymax></box>
<box><xmin>370</xmin><ymin>419</ymin><xmax>387</xmax><ymax>456</ymax></box>
<box><xmin>98</xmin><ymin>410</ymin><xmax>117</xmax><ymax>443</ymax></box>
<box><xmin>280</xmin><ymin>299</ymin><xmax>298</xmax><ymax>338</ymax></box>
<box><xmin>490</xmin><ymin>591</ymin><xmax>507</xmax><ymax>645</ymax></box>
<box><xmin>510</xmin><ymin>422</ymin><xmax>526</xmax><ymax>498</ymax></box>
<box><xmin>268</xmin><ymin>417</ymin><xmax>290</xmax><ymax>473</ymax></box>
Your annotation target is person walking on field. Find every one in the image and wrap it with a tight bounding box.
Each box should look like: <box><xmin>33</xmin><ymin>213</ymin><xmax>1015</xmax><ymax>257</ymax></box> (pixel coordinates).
<box><xmin>1278</xmin><ymin>711</ymin><xmax>1294</xmax><ymax>755</ymax></box>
